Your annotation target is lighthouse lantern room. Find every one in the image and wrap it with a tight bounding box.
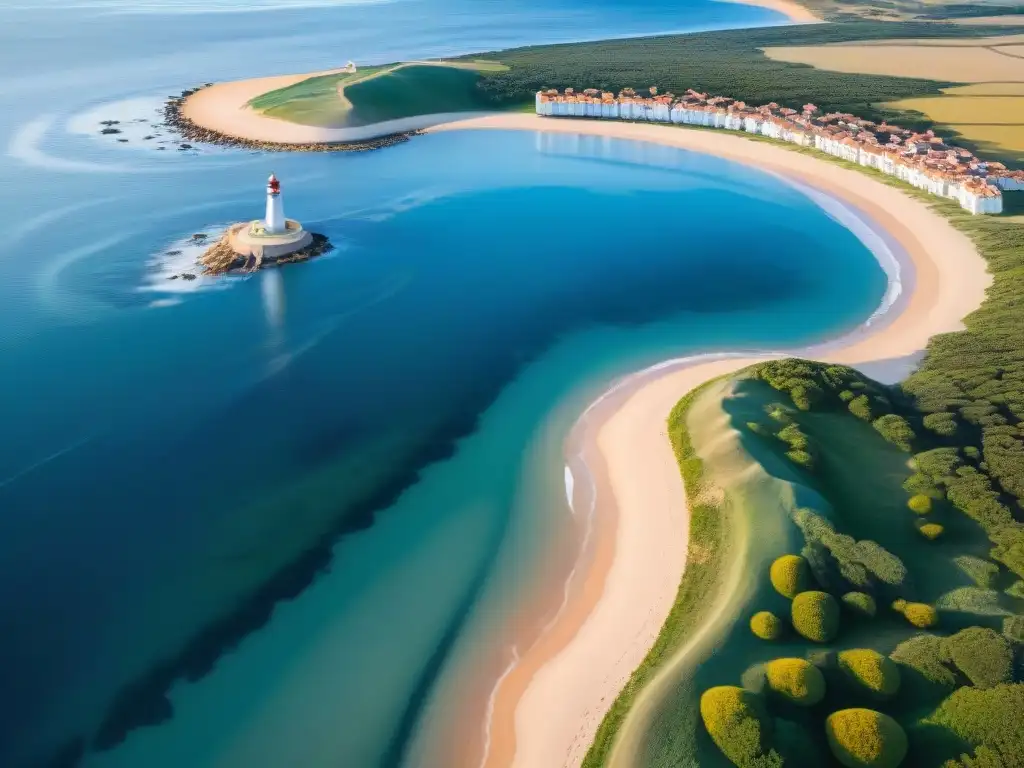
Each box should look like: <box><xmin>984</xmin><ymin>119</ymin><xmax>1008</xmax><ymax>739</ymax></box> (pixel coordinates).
<box><xmin>265</xmin><ymin>173</ymin><xmax>286</xmax><ymax>234</ymax></box>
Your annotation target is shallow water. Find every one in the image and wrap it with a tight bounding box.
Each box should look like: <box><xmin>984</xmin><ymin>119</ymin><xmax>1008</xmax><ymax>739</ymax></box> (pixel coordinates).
<box><xmin>0</xmin><ymin>2</ymin><xmax>889</xmax><ymax>767</ymax></box>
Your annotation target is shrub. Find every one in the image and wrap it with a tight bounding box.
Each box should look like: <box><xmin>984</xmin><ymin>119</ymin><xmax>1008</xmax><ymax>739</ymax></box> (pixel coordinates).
<box><xmin>790</xmin><ymin>382</ymin><xmax>823</xmax><ymax>411</ymax></box>
<box><xmin>787</xmin><ymin>449</ymin><xmax>814</xmax><ymax>469</ymax></box>
<box><xmin>770</xmin><ymin>554</ymin><xmax>811</xmax><ymax>599</ymax></box>
<box><xmin>893</xmin><ymin>601</ymin><xmax>938</xmax><ymax>628</ymax></box>
<box><xmin>890</xmin><ymin>633</ymin><xmax>956</xmax><ymax>687</ymax></box>
<box><xmin>839</xmin><ymin>389</ymin><xmax>855</xmax><ymax>402</ymax></box>
<box><xmin>943</xmin><ymin>627</ymin><xmax>1013</xmax><ymax>689</ymax></box>
<box><xmin>791</xmin><ymin>591</ymin><xmax>840</xmax><ymax>643</ymax></box>
<box><xmin>751</xmin><ymin>611</ymin><xmax>783</xmax><ymax>640</ymax></box>
<box><xmin>699</xmin><ymin>686</ymin><xmax>781</xmax><ymax>767</ymax></box>
<box><xmin>924</xmin><ymin>684</ymin><xmax>1024</xmax><ymax>758</ymax></box>
<box><xmin>1007</xmin><ymin>580</ymin><xmax>1024</xmax><ymax>599</ymax></box>
<box><xmin>954</xmin><ymin>555</ymin><xmax>999</xmax><ymax>589</ymax></box>
<box><xmin>838</xmin><ymin>649</ymin><xmax>901</xmax><ymax>698</ymax></box>
<box><xmin>794</xmin><ymin>509</ymin><xmax>907</xmax><ymax>589</ymax></box>
<box><xmin>918</xmin><ymin>522</ymin><xmax>944</xmax><ymax>540</ymax></box>
<box><xmin>825</xmin><ymin>708</ymin><xmax>907</xmax><ymax>768</ymax></box>
<box><xmin>767</xmin><ymin>403</ymin><xmax>793</xmax><ymax>424</ymax></box>
<box><xmin>764</xmin><ymin>658</ymin><xmax>826</xmax><ymax>705</ymax></box>
<box><xmin>778</xmin><ymin>423</ymin><xmax>808</xmax><ymax>450</ymax></box>
<box><xmin>936</xmin><ymin>587</ymin><xmax>1008</xmax><ymax>617</ymax></box>
<box><xmin>849</xmin><ymin>394</ymin><xmax>873</xmax><ymax>421</ymax></box>
<box><xmin>841</xmin><ymin>591</ymin><xmax>876</xmax><ymax>618</ymax></box>
<box><xmin>907</xmin><ymin>495</ymin><xmax>933</xmax><ymax>515</ymax></box>
<box><xmin>923</xmin><ymin>412</ymin><xmax>958</xmax><ymax>437</ymax></box>
<box><xmin>1003</xmin><ymin>615</ymin><xmax>1024</xmax><ymax>643</ymax></box>
<box><xmin>873</xmin><ymin>414</ymin><xmax>915</xmax><ymax>451</ymax></box>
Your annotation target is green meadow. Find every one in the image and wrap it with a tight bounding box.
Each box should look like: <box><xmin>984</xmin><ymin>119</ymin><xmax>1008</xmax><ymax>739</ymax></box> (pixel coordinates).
<box><xmin>246</xmin><ymin>61</ymin><xmax>506</xmax><ymax>128</ymax></box>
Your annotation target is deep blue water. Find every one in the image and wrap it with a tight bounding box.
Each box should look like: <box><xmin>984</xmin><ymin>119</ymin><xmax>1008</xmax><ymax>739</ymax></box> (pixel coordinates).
<box><xmin>0</xmin><ymin>3</ymin><xmax>890</xmax><ymax>767</ymax></box>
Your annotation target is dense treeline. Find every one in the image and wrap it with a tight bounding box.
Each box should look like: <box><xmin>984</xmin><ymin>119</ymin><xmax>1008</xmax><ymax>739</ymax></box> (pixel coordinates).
<box><xmin>465</xmin><ymin>22</ymin><xmax>1010</xmax><ymax>120</ymax></box>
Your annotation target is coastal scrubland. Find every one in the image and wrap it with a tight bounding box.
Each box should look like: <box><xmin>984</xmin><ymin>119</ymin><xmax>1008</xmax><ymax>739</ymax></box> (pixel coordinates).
<box><xmin>588</xmin><ymin>357</ymin><xmax>1023</xmax><ymax>767</ymax></box>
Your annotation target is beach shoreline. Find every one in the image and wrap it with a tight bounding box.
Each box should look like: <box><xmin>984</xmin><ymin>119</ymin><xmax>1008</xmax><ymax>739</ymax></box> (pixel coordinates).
<box><xmin>714</xmin><ymin>0</ymin><xmax>824</xmax><ymax>24</ymax></box>
<box><xmin>421</xmin><ymin>114</ymin><xmax>989</xmax><ymax>767</ymax></box>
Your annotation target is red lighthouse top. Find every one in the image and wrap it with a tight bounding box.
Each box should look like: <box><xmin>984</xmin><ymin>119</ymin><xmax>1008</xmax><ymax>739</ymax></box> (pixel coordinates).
<box><xmin>268</xmin><ymin>174</ymin><xmax>280</xmax><ymax>194</ymax></box>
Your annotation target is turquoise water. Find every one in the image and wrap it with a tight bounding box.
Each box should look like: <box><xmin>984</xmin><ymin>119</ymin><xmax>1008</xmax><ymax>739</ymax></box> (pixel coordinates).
<box><xmin>0</xmin><ymin>2</ymin><xmax>891</xmax><ymax>767</ymax></box>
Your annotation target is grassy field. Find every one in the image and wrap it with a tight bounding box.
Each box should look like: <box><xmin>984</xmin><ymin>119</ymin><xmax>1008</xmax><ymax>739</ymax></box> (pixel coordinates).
<box><xmin>247</xmin><ymin>60</ymin><xmax>507</xmax><ymax>128</ymax></box>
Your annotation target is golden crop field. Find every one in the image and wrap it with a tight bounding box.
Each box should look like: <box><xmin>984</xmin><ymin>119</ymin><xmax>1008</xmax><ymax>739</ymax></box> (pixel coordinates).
<box><xmin>888</xmin><ymin>95</ymin><xmax>1024</xmax><ymax>123</ymax></box>
<box><xmin>943</xmin><ymin>82</ymin><xmax>1024</xmax><ymax>95</ymax></box>
<box><xmin>762</xmin><ymin>41</ymin><xmax>1024</xmax><ymax>82</ymax></box>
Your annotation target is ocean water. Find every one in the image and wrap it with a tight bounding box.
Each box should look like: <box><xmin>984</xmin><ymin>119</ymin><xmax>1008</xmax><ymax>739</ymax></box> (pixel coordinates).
<box><xmin>0</xmin><ymin>2</ymin><xmax>890</xmax><ymax>767</ymax></box>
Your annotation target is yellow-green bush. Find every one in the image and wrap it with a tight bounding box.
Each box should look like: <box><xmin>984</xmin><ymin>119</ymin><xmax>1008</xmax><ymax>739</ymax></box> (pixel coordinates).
<box><xmin>751</xmin><ymin>611</ymin><xmax>783</xmax><ymax>640</ymax></box>
<box><xmin>765</xmin><ymin>658</ymin><xmax>826</xmax><ymax>705</ymax></box>
<box><xmin>837</xmin><ymin>649</ymin><xmax>901</xmax><ymax>698</ymax></box>
<box><xmin>892</xmin><ymin>600</ymin><xmax>938</xmax><ymax>628</ymax></box>
<box><xmin>841</xmin><ymin>592</ymin><xmax>876</xmax><ymax>618</ymax></box>
<box><xmin>825</xmin><ymin>708</ymin><xmax>908</xmax><ymax>768</ymax></box>
<box><xmin>918</xmin><ymin>522</ymin><xmax>944</xmax><ymax>540</ymax></box>
<box><xmin>791</xmin><ymin>590</ymin><xmax>840</xmax><ymax>643</ymax></box>
<box><xmin>770</xmin><ymin>554</ymin><xmax>811</xmax><ymax>599</ymax></box>
<box><xmin>699</xmin><ymin>686</ymin><xmax>780</xmax><ymax>766</ymax></box>
<box><xmin>907</xmin><ymin>495</ymin><xmax>932</xmax><ymax>515</ymax></box>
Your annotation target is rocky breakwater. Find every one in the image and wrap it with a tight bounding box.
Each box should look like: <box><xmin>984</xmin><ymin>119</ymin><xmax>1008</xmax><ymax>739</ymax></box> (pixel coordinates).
<box><xmin>163</xmin><ymin>86</ymin><xmax>419</xmax><ymax>153</ymax></box>
<box><xmin>198</xmin><ymin>226</ymin><xmax>333</xmax><ymax>275</ymax></box>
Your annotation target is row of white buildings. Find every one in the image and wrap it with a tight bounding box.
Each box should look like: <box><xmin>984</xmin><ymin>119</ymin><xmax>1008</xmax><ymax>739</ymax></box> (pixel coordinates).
<box><xmin>535</xmin><ymin>87</ymin><xmax>1024</xmax><ymax>215</ymax></box>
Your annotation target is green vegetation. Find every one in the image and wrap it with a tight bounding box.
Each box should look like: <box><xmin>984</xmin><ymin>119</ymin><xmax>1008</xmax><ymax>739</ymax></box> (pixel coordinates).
<box><xmin>248</xmin><ymin>61</ymin><xmax>504</xmax><ymax>128</ymax></box>
<box><xmin>825</xmin><ymin>709</ymin><xmax>908</xmax><ymax>768</ymax></box>
<box><xmin>943</xmin><ymin>627</ymin><xmax>1014</xmax><ymax>688</ymax></box>
<box><xmin>842</xmin><ymin>591</ymin><xmax>878</xmax><ymax>617</ymax></box>
<box><xmin>751</xmin><ymin>611</ymin><xmax>784</xmax><ymax>640</ymax></box>
<box><xmin>923</xmin><ymin>684</ymin><xmax>1024</xmax><ymax>762</ymax></box>
<box><xmin>764</xmin><ymin>658</ymin><xmax>827</xmax><ymax>705</ymax></box>
<box><xmin>955</xmin><ymin>556</ymin><xmax>1000</xmax><ymax>588</ymax></box>
<box><xmin>890</xmin><ymin>633</ymin><xmax>958</xmax><ymax>688</ymax></box>
<box><xmin>838</xmin><ymin>649</ymin><xmax>901</xmax><ymax>698</ymax></box>
<box><xmin>770</xmin><ymin>554</ymin><xmax>812</xmax><ymax>599</ymax></box>
<box><xmin>699</xmin><ymin>686</ymin><xmax>782</xmax><ymax>767</ymax></box>
<box><xmin>919</xmin><ymin>522</ymin><xmax>946</xmax><ymax>540</ymax></box>
<box><xmin>467</xmin><ymin>22</ymin><xmax>1013</xmax><ymax>117</ymax></box>
<box><xmin>908</xmin><ymin>494</ymin><xmax>934</xmax><ymax>515</ymax></box>
<box><xmin>791</xmin><ymin>590</ymin><xmax>840</xmax><ymax>642</ymax></box>
<box><xmin>873</xmin><ymin>414</ymin><xmax>916</xmax><ymax>452</ymax></box>
<box><xmin>894</xmin><ymin>600</ymin><xmax>940</xmax><ymax>628</ymax></box>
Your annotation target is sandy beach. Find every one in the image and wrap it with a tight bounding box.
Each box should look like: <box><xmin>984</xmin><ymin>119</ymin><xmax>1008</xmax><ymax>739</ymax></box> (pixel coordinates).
<box><xmin>715</xmin><ymin>0</ymin><xmax>823</xmax><ymax>23</ymax></box>
<box><xmin>179</xmin><ymin>69</ymin><xmax>493</xmax><ymax>144</ymax></box>
<box><xmin>422</xmin><ymin>114</ymin><xmax>990</xmax><ymax>767</ymax></box>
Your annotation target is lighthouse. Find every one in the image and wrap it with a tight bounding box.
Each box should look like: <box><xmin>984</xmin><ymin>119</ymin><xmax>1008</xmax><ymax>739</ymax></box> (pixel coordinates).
<box><xmin>265</xmin><ymin>173</ymin><xmax>286</xmax><ymax>234</ymax></box>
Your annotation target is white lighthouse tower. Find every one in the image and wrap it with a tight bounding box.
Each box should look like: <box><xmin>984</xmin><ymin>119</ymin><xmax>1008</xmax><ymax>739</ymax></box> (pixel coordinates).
<box><xmin>265</xmin><ymin>173</ymin><xmax>286</xmax><ymax>234</ymax></box>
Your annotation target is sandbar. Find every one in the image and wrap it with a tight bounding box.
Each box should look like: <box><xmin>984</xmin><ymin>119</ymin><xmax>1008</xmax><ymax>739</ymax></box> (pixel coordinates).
<box><xmin>422</xmin><ymin>114</ymin><xmax>989</xmax><ymax>767</ymax></box>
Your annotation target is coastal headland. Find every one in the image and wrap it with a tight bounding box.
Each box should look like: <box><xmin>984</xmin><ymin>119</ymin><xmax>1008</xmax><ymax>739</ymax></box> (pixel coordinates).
<box><xmin>415</xmin><ymin>114</ymin><xmax>990</xmax><ymax>768</ymax></box>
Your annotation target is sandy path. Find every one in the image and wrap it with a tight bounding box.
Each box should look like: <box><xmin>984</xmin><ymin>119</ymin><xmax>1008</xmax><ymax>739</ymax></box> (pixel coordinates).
<box><xmin>421</xmin><ymin>114</ymin><xmax>990</xmax><ymax>768</ymax></box>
